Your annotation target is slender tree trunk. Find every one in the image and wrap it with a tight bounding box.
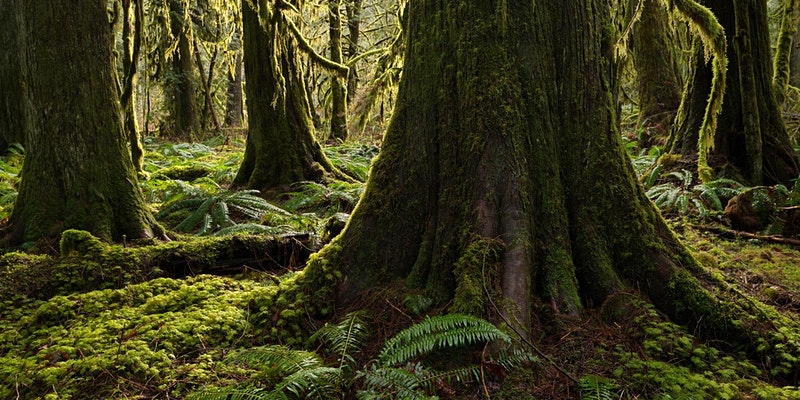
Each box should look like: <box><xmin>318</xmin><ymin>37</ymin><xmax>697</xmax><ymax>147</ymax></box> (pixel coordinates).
<box><xmin>224</xmin><ymin>30</ymin><xmax>244</xmax><ymax>128</ymax></box>
<box><xmin>164</xmin><ymin>0</ymin><xmax>201</xmax><ymax>139</ymax></box>
<box><xmin>668</xmin><ymin>0</ymin><xmax>799</xmax><ymax>185</ymax></box>
<box><xmin>791</xmin><ymin>14</ymin><xmax>800</xmax><ymax>87</ymax></box>
<box><xmin>633</xmin><ymin>0</ymin><xmax>682</xmax><ymax>139</ymax></box>
<box><xmin>345</xmin><ymin>0</ymin><xmax>362</xmax><ymax>104</ymax></box>
<box><xmin>329</xmin><ymin>0</ymin><xmax>349</xmax><ymax>142</ymax></box>
<box><xmin>234</xmin><ymin>0</ymin><xmax>339</xmax><ymax>191</ymax></box>
<box><xmin>120</xmin><ymin>0</ymin><xmax>145</xmax><ymax>171</ymax></box>
<box><xmin>7</xmin><ymin>0</ymin><xmax>163</xmax><ymax>244</ymax></box>
<box><xmin>0</xmin><ymin>0</ymin><xmax>24</xmax><ymax>152</ymax></box>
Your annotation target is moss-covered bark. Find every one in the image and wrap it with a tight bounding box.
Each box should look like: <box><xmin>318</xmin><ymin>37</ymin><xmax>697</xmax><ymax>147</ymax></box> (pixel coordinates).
<box><xmin>301</xmin><ymin>0</ymin><xmax>800</xmax><ymax>374</ymax></box>
<box><xmin>328</xmin><ymin>0</ymin><xmax>348</xmax><ymax>142</ymax></box>
<box><xmin>6</xmin><ymin>0</ymin><xmax>163</xmax><ymax>244</ymax></box>
<box><xmin>0</xmin><ymin>0</ymin><xmax>24</xmax><ymax>151</ymax></box>
<box><xmin>634</xmin><ymin>0</ymin><xmax>682</xmax><ymax>135</ymax></box>
<box><xmin>668</xmin><ymin>0</ymin><xmax>800</xmax><ymax>185</ymax></box>
<box><xmin>233</xmin><ymin>0</ymin><xmax>339</xmax><ymax>191</ymax></box>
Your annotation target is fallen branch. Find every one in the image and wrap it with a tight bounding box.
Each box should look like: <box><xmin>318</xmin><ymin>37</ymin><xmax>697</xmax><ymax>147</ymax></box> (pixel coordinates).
<box><xmin>692</xmin><ymin>224</ymin><xmax>800</xmax><ymax>246</ymax></box>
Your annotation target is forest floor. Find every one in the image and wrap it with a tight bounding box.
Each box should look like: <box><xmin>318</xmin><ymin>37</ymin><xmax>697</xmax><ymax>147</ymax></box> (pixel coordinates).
<box><xmin>2</xmin><ymin>132</ymin><xmax>800</xmax><ymax>399</ymax></box>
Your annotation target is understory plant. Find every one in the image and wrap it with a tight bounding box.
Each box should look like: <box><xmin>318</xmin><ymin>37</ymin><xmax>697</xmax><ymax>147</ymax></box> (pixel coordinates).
<box><xmin>188</xmin><ymin>313</ymin><xmax>536</xmax><ymax>399</ymax></box>
<box><xmin>156</xmin><ymin>188</ymin><xmax>291</xmax><ymax>236</ymax></box>
<box><xmin>645</xmin><ymin>169</ymin><xmax>744</xmax><ymax>217</ymax></box>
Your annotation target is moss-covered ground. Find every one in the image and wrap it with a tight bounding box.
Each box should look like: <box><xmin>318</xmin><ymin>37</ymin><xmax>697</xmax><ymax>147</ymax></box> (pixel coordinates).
<box><xmin>3</xmin><ymin>133</ymin><xmax>800</xmax><ymax>398</ymax></box>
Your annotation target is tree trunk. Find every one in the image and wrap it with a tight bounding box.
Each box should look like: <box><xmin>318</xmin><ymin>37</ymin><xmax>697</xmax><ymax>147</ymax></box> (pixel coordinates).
<box><xmin>120</xmin><ymin>0</ymin><xmax>145</xmax><ymax>171</ymax></box>
<box><xmin>329</xmin><ymin>0</ymin><xmax>349</xmax><ymax>142</ymax></box>
<box><xmin>0</xmin><ymin>0</ymin><xmax>24</xmax><ymax>152</ymax></box>
<box><xmin>633</xmin><ymin>0</ymin><xmax>682</xmax><ymax>139</ymax></box>
<box><xmin>668</xmin><ymin>0</ymin><xmax>799</xmax><ymax>185</ymax></box>
<box><xmin>7</xmin><ymin>0</ymin><xmax>164</xmax><ymax>244</ymax></box>
<box><xmin>345</xmin><ymin>0</ymin><xmax>362</xmax><ymax>104</ymax></box>
<box><xmin>224</xmin><ymin>30</ymin><xmax>244</xmax><ymax>128</ymax></box>
<box><xmin>300</xmin><ymin>0</ymin><xmax>800</xmax><ymax>364</ymax></box>
<box><xmin>164</xmin><ymin>0</ymin><xmax>201</xmax><ymax>140</ymax></box>
<box><xmin>233</xmin><ymin>0</ymin><xmax>339</xmax><ymax>191</ymax></box>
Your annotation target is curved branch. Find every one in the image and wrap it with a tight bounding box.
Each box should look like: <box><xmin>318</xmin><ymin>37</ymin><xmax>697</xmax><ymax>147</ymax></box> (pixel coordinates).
<box><xmin>285</xmin><ymin>18</ymin><xmax>349</xmax><ymax>77</ymax></box>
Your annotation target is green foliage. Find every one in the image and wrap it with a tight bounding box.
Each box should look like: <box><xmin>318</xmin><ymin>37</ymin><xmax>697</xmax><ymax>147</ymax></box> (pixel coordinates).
<box><xmin>359</xmin><ymin>314</ymin><xmax>535</xmax><ymax>399</ymax></box>
<box><xmin>579</xmin><ymin>374</ymin><xmax>616</xmax><ymax>400</ymax></box>
<box><xmin>283</xmin><ymin>180</ymin><xmax>365</xmax><ymax>215</ymax></box>
<box><xmin>324</xmin><ymin>143</ymin><xmax>380</xmax><ymax>182</ymax></box>
<box><xmin>0</xmin><ymin>146</ymin><xmax>23</xmax><ymax>221</ymax></box>
<box><xmin>646</xmin><ymin>169</ymin><xmax>743</xmax><ymax>216</ymax></box>
<box><xmin>309</xmin><ymin>311</ymin><xmax>369</xmax><ymax>370</ymax></box>
<box><xmin>157</xmin><ymin>189</ymin><xmax>289</xmax><ymax>235</ymax></box>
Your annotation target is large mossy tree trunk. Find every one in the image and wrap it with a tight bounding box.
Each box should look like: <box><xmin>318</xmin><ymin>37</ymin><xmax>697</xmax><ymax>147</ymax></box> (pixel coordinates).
<box><xmin>668</xmin><ymin>0</ymin><xmax>799</xmax><ymax>185</ymax></box>
<box><xmin>164</xmin><ymin>0</ymin><xmax>201</xmax><ymax>140</ymax></box>
<box><xmin>0</xmin><ymin>0</ymin><xmax>24</xmax><ymax>152</ymax></box>
<box><xmin>233</xmin><ymin>0</ymin><xmax>338</xmax><ymax>191</ymax></box>
<box><xmin>307</xmin><ymin>0</ymin><xmax>800</xmax><ymax>360</ymax></box>
<box><xmin>7</xmin><ymin>0</ymin><xmax>163</xmax><ymax>244</ymax></box>
<box><xmin>633</xmin><ymin>0</ymin><xmax>682</xmax><ymax>137</ymax></box>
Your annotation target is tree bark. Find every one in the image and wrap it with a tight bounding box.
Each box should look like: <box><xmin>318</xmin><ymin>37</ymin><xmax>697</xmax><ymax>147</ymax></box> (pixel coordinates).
<box><xmin>633</xmin><ymin>0</ymin><xmax>682</xmax><ymax>138</ymax></box>
<box><xmin>224</xmin><ymin>29</ymin><xmax>244</xmax><ymax>128</ymax></box>
<box><xmin>345</xmin><ymin>0</ymin><xmax>362</xmax><ymax>104</ymax></box>
<box><xmin>328</xmin><ymin>0</ymin><xmax>349</xmax><ymax>142</ymax></box>
<box><xmin>0</xmin><ymin>0</ymin><xmax>24</xmax><ymax>152</ymax></box>
<box><xmin>233</xmin><ymin>0</ymin><xmax>340</xmax><ymax>191</ymax></box>
<box><xmin>120</xmin><ymin>0</ymin><xmax>145</xmax><ymax>171</ymax></box>
<box><xmin>668</xmin><ymin>0</ymin><xmax>800</xmax><ymax>185</ymax></box>
<box><xmin>299</xmin><ymin>1</ymin><xmax>800</xmax><ymax>364</ymax></box>
<box><xmin>7</xmin><ymin>0</ymin><xmax>164</xmax><ymax>244</ymax></box>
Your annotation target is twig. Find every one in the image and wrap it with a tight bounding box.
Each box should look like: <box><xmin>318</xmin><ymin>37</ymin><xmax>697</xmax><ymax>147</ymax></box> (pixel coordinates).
<box><xmin>479</xmin><ymin>241</ymin><xmax>580</xmax><ymax>385</ymax></box>
<box><xmin>693</xmin><ymin>224</ymin><xmax>800</xmax><ymax>246</ymax></box>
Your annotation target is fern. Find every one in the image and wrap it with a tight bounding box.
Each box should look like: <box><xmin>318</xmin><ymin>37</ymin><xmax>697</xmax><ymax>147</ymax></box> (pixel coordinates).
<box><xmin>645</xmin><ymin>169</ymin><xmax>744</xmax><ymax>217</ymax></box>
<box><xmin>378</xmin><ymin>314</ymin><xmax>511</xmax><ymax>366</ymax></box>
<box><xmin>283</xmin><ymin>181</ymin><xmax>365</xmax><ymax>214</ymax></box>
<box><xmin>156</xmin><ymin>189</ymin><xmax>291</xmax><ymax>235</ymax></box>
<box><xmin>579</xmin><ymin>374</ymin><xmax>616</xmax><ymax>400</ymax></box>
<box><xmin>187</xmin><ymin>386</ymin><xmax>271</xmax><ymax>400</ymax></box>
<box><xmin>309</xmin><ymin>311</ymin><xmax>369</xmax><ymax>370</ymax></box>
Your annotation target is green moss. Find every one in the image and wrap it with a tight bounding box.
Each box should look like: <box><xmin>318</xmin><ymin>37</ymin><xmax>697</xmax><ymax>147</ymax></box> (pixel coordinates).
<box><xmin>450</xmin><ymin>236</ymin><xmax>502</xmax><ymax>316</ymax></box>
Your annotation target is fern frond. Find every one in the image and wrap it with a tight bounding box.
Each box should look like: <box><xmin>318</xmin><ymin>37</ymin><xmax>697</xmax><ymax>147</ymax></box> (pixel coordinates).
<box><xmin>357</xmin><ymin>366</ymin><xmax>428</xmax><ymax>399</ymax></box>
<box><xmin>174</xmin><ymin>195</ymin><xmax>219</xmax><ymax>232</ymax></box>
<box><xmin>187</xmin><ymin>386</ymin><xmax>271</xmax><ymax>400</ymax></box>
<box><xmin>378</xmin><ymin>314</ymin><xmax>510</xmax><ymax>366</ymax></box>
<box><xmin>273</xmin><ymin>366</ymin><xmax>343</xmax><ymax>399</ymax></box>
<box><xmin>228</xmin><ymin>345</ymin><xmax>325</xmax><ymax>375</ymax></box>
<box><xmin>310</xmin><ymin>311</ymin><xmax>369</xmax><ymax>370</ymax></box>
<box><xmin>579</xmin><ymin>374</ymin><xmax>615</xmax><ymax>400</ymax></box>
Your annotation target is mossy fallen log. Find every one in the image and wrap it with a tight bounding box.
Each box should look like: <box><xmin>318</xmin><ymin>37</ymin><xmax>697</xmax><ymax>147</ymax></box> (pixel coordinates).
<box><xmin>1</xmin><ymin>229</ymin><xmax>315</xmax><ymax>301</ymax></box>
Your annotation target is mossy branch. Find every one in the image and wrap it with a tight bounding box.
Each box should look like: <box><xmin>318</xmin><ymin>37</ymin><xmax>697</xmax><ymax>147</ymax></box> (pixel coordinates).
<box><xmin>286</xmin><ymin>18</ymin><xmax>349</xmax><ymax>77</ymax></box>
<box><xmin>663</xmin><ymin>0</ymin><xmax>727</xmax><ymax>182</ymax></box>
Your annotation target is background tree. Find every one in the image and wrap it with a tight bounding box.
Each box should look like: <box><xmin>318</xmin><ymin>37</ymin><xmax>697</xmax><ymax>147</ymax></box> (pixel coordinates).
<box><xmin>116</xmin><ymin>0</ymin><xmax>146</xmax><ymax>171</ymax></box>
<box><xmin>633</xmin><ymin>0</ymin><xmax>682</xmax><ymax>139</ymax></box>
<box><xmin>7</xmin><ymin>0</ymin><xmax>163</xmax><ymax>244</ymax></box>
<box><xmin>224</xmin><ymin>27</ymin><xmax>245</xmax><ymax>128</ymax></box>
<box><xmin>0</xmin><ymin>0</ymin><xmax>24</xmax><ymax>152</ymax></box>
<box><xmin>163</xmin><ymin>0</ymin><xmax>203</xmax><ymax>139</ymax></box>
<box><xmin>668</xmin><ymin>0</ymin><xmax>800</xmax><ymax>185</ymax></box>
<box><xmin>233</xmin><ymin>0</ymin><xmax>343</xmax><ymax>191</ymax></box>
<box><xmin>328</xmin><ymin>0</ymin><xmax>349</xmax><ymax>141</ymax></box>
